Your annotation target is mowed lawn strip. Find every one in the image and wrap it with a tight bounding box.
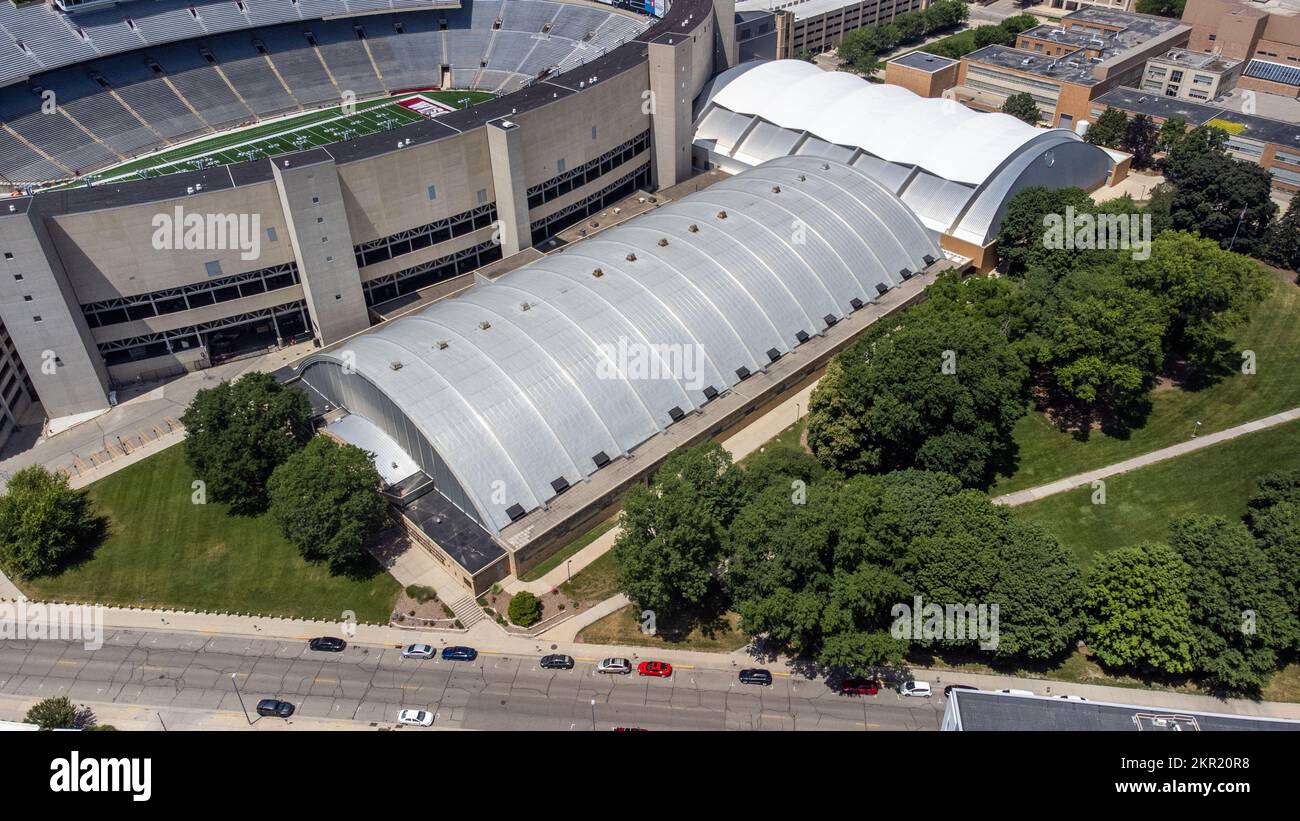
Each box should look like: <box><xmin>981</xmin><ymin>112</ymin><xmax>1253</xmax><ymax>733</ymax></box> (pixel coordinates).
<box><xmin>19</xmin><ymin>446</ymin><xmax>399</xmax><ymax>623</ymax></box>
<box><xmin>1012</xmin><ymin>417</ymin><xmax>1300</xmax><ymax>567</ymax></box>
<box><xmin>993</xmin><ymin>279</ymin><xmax>1300</xmax><ymax>495</ymax></box>
<box><xmin>575</xmin><ymin>605</ymin><xmax>750</xmax><ymax>652</ymax></box>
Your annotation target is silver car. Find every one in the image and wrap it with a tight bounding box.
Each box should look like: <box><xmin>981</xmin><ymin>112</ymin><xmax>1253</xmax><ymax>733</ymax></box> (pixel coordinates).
<box><xmin>401</xmin><ymin>643</ymin><xmax>435</xmax><ymax>659</ymax></box>
<box><xmin>596</xmin><ymin>657</ymin><xmax>632</xmax><ymax>674</ymax></box>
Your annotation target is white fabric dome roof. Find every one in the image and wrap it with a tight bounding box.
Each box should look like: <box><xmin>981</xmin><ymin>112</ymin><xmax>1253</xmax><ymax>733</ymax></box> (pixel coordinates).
<box><xmin>706</xmin><ymin>59</ymin><xmax>1047</xmax><ymax>186</ymax></box>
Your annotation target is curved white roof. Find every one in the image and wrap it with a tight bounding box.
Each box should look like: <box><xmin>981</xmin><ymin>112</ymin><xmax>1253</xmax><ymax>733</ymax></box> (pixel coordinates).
<box><xmin>301</xmin><ymin>156</ymin><xmax>941</xmax><ymax>533</ymax></box>
<box><xmin>706</xmin><ymin>59</ymin><xmax>1046</xmax><ymax>186</ymax></box>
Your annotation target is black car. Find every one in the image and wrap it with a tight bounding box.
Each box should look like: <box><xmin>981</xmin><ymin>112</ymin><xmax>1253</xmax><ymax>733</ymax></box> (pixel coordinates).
<box><xmin>308</xmin><ymin>637</ymin><xmax>347</xmax><ymax>652</ymax></box>
<box><xmin>255</xmin><ymin>698</ymin><xmax>294</xmax><ymax>718</ymax></box>
<box><xmin>943</xmin><ymin>684</ymin><xmax>979</xmax><ymax>697</ymax></box>
<box><xmin>738</xmin><ymin>668</ymin><xmax>773</xmax><ymax>686</ymax></box>
<box><xmin>442</xmin><ymin>645</ymin><xmax>478</xmax><ymax>661</ymax></box>
<box><xmin>540</xmin><ymin>654</ymin><xmax>575</xmax><ymax>670</ymax></box>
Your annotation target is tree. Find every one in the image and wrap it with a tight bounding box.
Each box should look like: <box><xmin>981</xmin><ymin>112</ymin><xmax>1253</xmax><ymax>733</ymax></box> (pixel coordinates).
<box><xmin>180</xmin><ymin>372</ymin><xmax>313</xmax><ymax>514</ymax></box>
<box><xmin>508</xmin><ymin>591</ymin><xmax>542</xmax><ymax>627</ymax></box>
<box><xmin>1247</xmin><ymin>470</ymin><xmax>1300</xmax><ymax>623</ymax></box>
<box><xmin>1170</xmin><ymin>515</ymin><xmax>1298</xmax><ymax>692</ymax></box>
<box><xmin>973</xmin><ymin>24</ymin><xmax>1014</xmax><ymax>49</ymax></box>
<box><xmin>1001</xmin><ymin>92</ymin><xmax>1040</xmax><ymax>125</ymax></box>
<box><xmin>267</xmin><ymin>437</ymin><xmax>389</xmax><ymax>571</ymax></box>
<box><xmin>999</xmin><ymin>14</ymin><xmax>1041</xmax><ymax>36</ymax></box>
<box><xmin>1259</xmin><ymin>196</ymin><xmax>1300</xmax><ymax>274</ymax></box>
<box><xmin>1041</xmin><ymin>269</ymin><xmax>1167</xmax><ymax>427</ymax></box>
<box><xmin>1136</xmin><ymin>0</ymin><xmax>1186</xmax><ymax>17</ymax></box>
<box><xmin>613</xmin><ymin>473</ymin><xmax>724</xmax><ymax>621</ymax></box>
<box><xmin>1084</xmin><ymin>542</ymin><xmax>1196</xmax><ymax>675</ymax></box>
<box><xmin>995</xmin><ymin>186</ymin><xmax>1099</xmax><ymax>277</ymax></box>
<box><xmin>1162</xmin><ymin>126</ymin><xmax>1277</xmax><ymax>252</ymax></box>
<box><xmin>25</xmin><ymin>696</ymin><xmax>78</xmax><ymax>730</ymax></box>
<box><xmin>1122</xmin><ymin>113</ymin><xmax>1157</xmax><ymax>169</ymax></box>
<box><xmin>1084</xmin><ymin>107</ymin><xmax>1128</xmax><ymax>148</ymax></box>
<box><xmin>895</xmin><ymin>12</ymin><xmax>926</xmax><ymax>43</ymax></box>
<box><xmin>0</xmin><ymin>465</ymin><xmax>104</xmax><ymax>579</ymax></box>
<box><xmin>657</xmin><ymin>442</ymin><xmax>746</xmax><ymax>527</ymax></box>
<box><xmin>1156</xmin><ymin>115</ymin><xmax>1188</xmax><ymax>154</ymax></box>
<box><xmin>807</xmin><ymin>307</ymin><xmax>1027</xmax><ymax>487</ymax></box>
<box><xmin>1121</xmin><ymin>231</ymin><xmax>1271</xmax><ymax>377</ymax></box>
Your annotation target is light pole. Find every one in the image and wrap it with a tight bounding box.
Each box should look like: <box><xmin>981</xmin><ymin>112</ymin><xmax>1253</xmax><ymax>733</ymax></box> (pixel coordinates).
<box><xmin>590</xmin><ymin>698</ymin><xmax>596</xmax><ymax>731</ymax></box>
<box><xmin>230</xmin><ymin>672</ymin><xmax>253</xmax><ymax>725</ymax></box>
<box><xmin>567</xmin><ymin>559</ymin><xmax>572</xmax><ymax>582</ymax></box>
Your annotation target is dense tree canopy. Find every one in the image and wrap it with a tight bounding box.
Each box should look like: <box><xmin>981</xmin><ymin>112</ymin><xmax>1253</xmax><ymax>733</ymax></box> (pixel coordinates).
<box><xmin>1163</xmin><ymin>126</ymin><xmax>1277</xmax><ymax>252</ymax></box>
<box><xmin>180</xmin><ymin>372</ymin><xmax>313</xmax><ymax>514</ymax></box>
<box><xmin>0</xmin><ymin>466</ymin><xmax>105</xmax><ymax>580</ymax></box>
<box><xmin>1084</xmin><ymin>542</ymin><xmax>1196</xmax><ymax>675</ymax></box>
<box><xmin>267</xmin><ymin>437</ymin><xmax>389</xmax><ymax>571</ymax></box>
<box><xmin>1084</xmin><ymin>107</ymin><xmax>1128</xmax><ymax>149</ymax></box>
<box><xmin>807</xmin><ymin>292</ymin><xmax>1028</xmax><ymax>487</ymax></box>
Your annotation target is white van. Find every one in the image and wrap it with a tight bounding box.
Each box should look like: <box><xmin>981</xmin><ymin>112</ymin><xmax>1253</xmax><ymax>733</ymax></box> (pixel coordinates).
<box><xmin>899</xmin><ymin>680</ymin><xmax>932</xmax><ymax>698</ymax></box>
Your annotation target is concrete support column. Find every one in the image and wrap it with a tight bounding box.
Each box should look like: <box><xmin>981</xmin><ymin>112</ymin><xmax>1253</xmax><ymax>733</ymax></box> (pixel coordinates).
<box><xmin>648</xmin><ymin>34</ymin><xmax>695</xmax><ymax>190</ymax></box>
<box><xmin>486</xmin><ymin>118</ymin><xmax>530</xmax><ymax>256</ymax></box>
<box><xmin>271</xmin><ymin>152</ymin><xmax>369</xmax><ymax>345</ymax></box>
<box><xmin>0</xmin><ymin>198</ymin><xmax>111</xmax><ymax>421</ymax></box>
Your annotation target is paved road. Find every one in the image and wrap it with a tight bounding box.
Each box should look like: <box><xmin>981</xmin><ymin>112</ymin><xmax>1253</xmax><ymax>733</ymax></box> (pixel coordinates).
<box><xmin>0</xmin><ymin>627</ymin><xmax>944</xmax><ymax>731</ymax></box>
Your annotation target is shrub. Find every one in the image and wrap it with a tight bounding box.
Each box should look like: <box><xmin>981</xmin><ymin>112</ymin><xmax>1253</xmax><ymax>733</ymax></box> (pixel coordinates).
<box><xmin>508</xmin><ymin>591</ymin><xmax>543</xmax><ymax>627</ymax></box>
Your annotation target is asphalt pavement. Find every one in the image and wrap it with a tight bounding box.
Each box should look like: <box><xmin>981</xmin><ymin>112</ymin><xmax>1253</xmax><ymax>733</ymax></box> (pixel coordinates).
<box><xmin>0</xmin><ymin>627</ymin><xmax>944</xmax><ymax>731</ymax></box>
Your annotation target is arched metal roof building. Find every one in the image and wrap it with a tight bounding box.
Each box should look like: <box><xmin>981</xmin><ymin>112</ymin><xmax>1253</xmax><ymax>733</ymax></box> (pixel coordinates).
<box><xmin>694</xmin><ymin>59</ymin><xmax>1114</xmax><ymax>246</ymax></box>
<box><xmin>300</xmin><ymin>155</ymin><xmax>941</xmax><ymax>534</ymax></box>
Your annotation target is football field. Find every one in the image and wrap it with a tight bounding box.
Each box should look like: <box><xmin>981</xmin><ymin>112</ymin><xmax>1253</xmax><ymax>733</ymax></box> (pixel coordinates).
<box><xmin>53</xmin><ymin>90</ymin><xmax>495</xmax><ymax>189</ymax></box>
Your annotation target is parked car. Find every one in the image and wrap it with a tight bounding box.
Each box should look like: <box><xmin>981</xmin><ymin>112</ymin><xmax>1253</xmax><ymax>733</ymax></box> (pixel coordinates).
<box><xmin>540</xmin><ymin>654</ymin><xmax>575</xmax><ymax>670</ymax></box>
<box><xmin>397</xmin><ymin>708</ymin><xmax>434</xmax><ymax>726</ymax></box>
<box><xmin>840</xmin><ymin>677</ymin><xmax>881</xmax><ymax>696</ymax></box>
<box><xmin>1057</xmin><ymin>694</ymin><xmax>1088</xmax><ymax>702</ymax></box>
<box><xmin>441</xmin><ymin>646</ymin><xmax>477</xmax><ymax>661</ymax></box>
<box><xmin>943</xmin><ymin>684</ymin><xmax>979</xmax><ymax>697</ymax></box>
<box><xmin>738</xmin><ymin>669</ymin><xmax>773</xmax><ymax>686</ymax></box>
<box><xmin>638</xmin><ymin>661</ymin><xmax>672</xmax><ymax>678</ymax></box>
<box><xmin>401</xmin><ymin>643</ymin><xmax>434</xmax><ymax>659</ymax></box>
<box><xmin>597</xmin><ymin>657</ymin><xmax>632</xmax><ymax>674</ymax></box>
<box><xmin>308</xmin><ymin>637</ymin><xmax>346</xmax><ymax>652</ymax></box>
<box><xmin>255</xmin><ymin>699</ymin><xmax>294</xmax><ymax>718</ymax></box>
<box><xmin>898</xmin><ymin>680</ymin><xmax>933</xmax><ymax>698</ymax></box>
<box><xmin>997</xmin><ymin>688</ymin><xmax>1035</xmax><ymax>696</ymax></box>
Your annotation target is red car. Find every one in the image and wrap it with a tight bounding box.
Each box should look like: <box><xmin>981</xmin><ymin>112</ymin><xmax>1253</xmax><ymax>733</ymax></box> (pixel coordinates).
<box><xmin>840</xmin><ymin>677</ymin><xmax>881</xmax><ymax>696</ymax></box>
<box><xmin>637</xmin><ymin>660</ymin><xmax>672</xmax><ymax>678</ymax></box>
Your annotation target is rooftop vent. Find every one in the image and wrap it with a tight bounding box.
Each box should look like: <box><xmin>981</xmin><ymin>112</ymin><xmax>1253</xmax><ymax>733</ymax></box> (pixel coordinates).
<box><xmin>626</xmin><ymin>252</ymin><xmax>637</xmax><ymax>262</ymax></box>
<box><xmin>796</xmin><ymin>330</ymin><xmax>810</xmax><ymax>343</ymax></box>
<box><xmin>667</xmin><ymin>406</ymin><xmax>686</xmax><ymax>422</ymax></box>
<box><xmin>717</xmin><ymin>210</ymin><xmax>728</xmax><ymax>219</ymax></box>
<box><xmin>735</xmin><ymin>366</ymin><xmax>751</xmax><ymax>381</ymax></box>
<box><xmin>551</xmin><ymin>476</ymin><xmax>570</xmax><ymax>494</ymax></box>
<box><xmin>823</xmin><ymin>314</ymin><xmax>838</xmax><ymax>328</ymax></box>
<box><xmin>520</xmin><ymin>301</ymin><xmax>531</xmax><ymax>311</ymax></box>
<box><xmin>923</xmin><ymin>254</ymin><xmax>937</xmax><ymax>265</ymax></box>
<box><xmin>850</xmin><ymin>297</ymin><xmax>865</xmax><ymax>310</ymax></box>
<box><xmin>506</xmin><ymin>503</ymin><xmax>527</xmax><ymax>522</ymax></box>
<box><xmin>899</xmin><ymin>268</ymin><xmax>913</xmax><ymax>279</ymax></box>
<box><xmin>766</xmin><ymin>348</ymin><xmax>781</xmax><ymax>363</ymax></box>
<box><xmin>592</xmin><ymin>451</ymin><xmax>611</xmax><ymax>469</ymax></box>
<box><xmin>771</xmin><ymin>185</ymin><xmax>781</xmax><ymax>193</ymax></box>
<box><xmin>703</xmin><ymin>385</ymin><xmax>719</xmax><ymax>401</ymax></box>
<box><xmin>592</xmin><ymin>267</ymin><xmax>604</xmax><ymax>277</ymax></box>
<box><xmin>688</xmin><ymin>224</ymin><xmax>699</xmax><ymax>232</ymax></box>
<box><xmin>436</xmin><ymin>340</ymin><xmax>449</xmax><ymax>350</ymax></box>
<box><xmin>389</xmin><ymin>361</ymin><xmax>403</xmax><ymax>371</ymax></box>
<box><xmin>479</xmin><ymin>320</ymin><xmax>491</xmax><ymax>330</ymax></box>
<box><xmin>876</xmin><ymin>282</ymin><xmax>890</xmax><ymax>296</ymax></box>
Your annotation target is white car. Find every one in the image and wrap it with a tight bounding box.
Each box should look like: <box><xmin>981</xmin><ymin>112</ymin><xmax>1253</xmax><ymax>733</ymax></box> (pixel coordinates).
<box><xmin>997</xmin><ymin>688</ymin><xmax>1035</xmax><ymax>696</ymax></box>
<box><xmin>898</xmin><ymin>680</ymin><xmax>932</xmax><ymax>698</ymax></box>
<box><xmin>401</xmin><ymin>643</ymin><xmax>435</xmax><ymax>659</ymax></box>
<box><xmin>398</xmin><ymin>709</ymin><xmax>434</xmax><ymax>726</ymax></box>
<box><xmin>596</xmin><ymin>657</ymin><xmax>632</xmax><ymax>674</ymax></box>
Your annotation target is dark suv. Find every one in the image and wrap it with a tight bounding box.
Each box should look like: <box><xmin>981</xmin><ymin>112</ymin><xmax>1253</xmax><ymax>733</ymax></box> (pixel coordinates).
<box><xmin>540</xmin><ymin>654</ymin><xmax>575</xmax><ymax>670</ymax></box>
<box><xmin>256</xmin><ymin>699</ymin><xmax>294</xmax><ymax>718</ymax></box>
<box><xmin>738</xmin><ymin>669</ymin><xmax>773</xmax><ymax>686</ymax></box>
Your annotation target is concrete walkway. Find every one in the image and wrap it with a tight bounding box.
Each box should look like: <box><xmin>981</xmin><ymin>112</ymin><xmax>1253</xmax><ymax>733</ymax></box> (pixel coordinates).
<box><xmin>994</xmin><ymin>405</ymin><xmax>1300</xmax><ymax>506</ymax></box>
<box><xmin>6</xmin><ymin>602</ymin><xmax>1297</xmax><ymax>722</ymax></box>
<box><xmin>505</xmin><ymin>380</ymin><xmax>819</xmax><ymax>596</ymax></box>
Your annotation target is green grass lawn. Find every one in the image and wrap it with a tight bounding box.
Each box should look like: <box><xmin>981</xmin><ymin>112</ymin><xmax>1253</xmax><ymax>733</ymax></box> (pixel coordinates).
<box><xmin>558</xmin><ymin>550</ymin><xmax>620</xmax><ymax>606</ymax></box>
<box><xmin>993</xmin><ymin>278</ymin><xmax>1300</xmax><ymax>495</ymax></box>
<box><xmin>19</xmin><ymin>446</ymin><xmax>399</xmax><ymax>622</ymax></box>
<box><xmin>518</xmin><ymin>514</ymin><xmax>618</xmax><ymax>582</ymax></box>
<box><xmin>576</xmin><ymin>605</ymin><xmax>750</xmax><ymax>652</ymax></box>
<box><xmin>1013</xmin><ymin>418</ymin><xmax>1300</xmax><ymax>567</ymax></box>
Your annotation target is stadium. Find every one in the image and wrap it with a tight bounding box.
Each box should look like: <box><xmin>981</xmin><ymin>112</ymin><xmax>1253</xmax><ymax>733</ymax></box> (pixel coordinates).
<box><xmin>0</xmin><ymin>0</ymin><xmax>1119</xmax><ymax>590</ymax></box>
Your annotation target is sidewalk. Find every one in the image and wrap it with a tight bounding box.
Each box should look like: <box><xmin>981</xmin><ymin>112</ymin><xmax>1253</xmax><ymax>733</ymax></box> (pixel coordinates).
<box><xmin>994</xmin><ymin>405</ymin><xmax>1300</xmax><ymax>506</ymax></box>
<box><xmin>9</xmin><ymin>603</ymin><xmax>1298</xmax><ymax>722</ymax></box>
<box><xmin>505</xmin><ymin>380</ymin><xmax>819</xmax><ymax>596</ymax></box>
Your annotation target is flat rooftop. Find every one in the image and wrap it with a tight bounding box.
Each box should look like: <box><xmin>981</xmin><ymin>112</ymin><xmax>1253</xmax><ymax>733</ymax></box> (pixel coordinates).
<box><xmin>1095</xmin><ymin>85</ymin><xmax>1300</xmax><ymax>147</ymax></box>
<box><xmin>967</xmin><ymin>9</ymin><xmax>1184</xmax><ymax>86</ymax></box>
<box><xmin>1150</xmin><ymin>46</ymin><xmax>1241</xmax><ymax>73</ymax></box>
<box><xmin>949</xmin><ymin>690</ymin><xmax>1300</xmax><ymax>731</ymax></box>
<box><xmin>891</xmin><ymin>51</ymin><xmax>958</xmax><ymax>72</ymax></box>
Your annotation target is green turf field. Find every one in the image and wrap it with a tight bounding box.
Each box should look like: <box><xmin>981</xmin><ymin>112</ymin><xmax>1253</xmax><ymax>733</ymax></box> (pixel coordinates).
<box><xmin>50</xmin><ymin>90</ymin><xmax>495</xmax><ymax>189</ymax></box>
